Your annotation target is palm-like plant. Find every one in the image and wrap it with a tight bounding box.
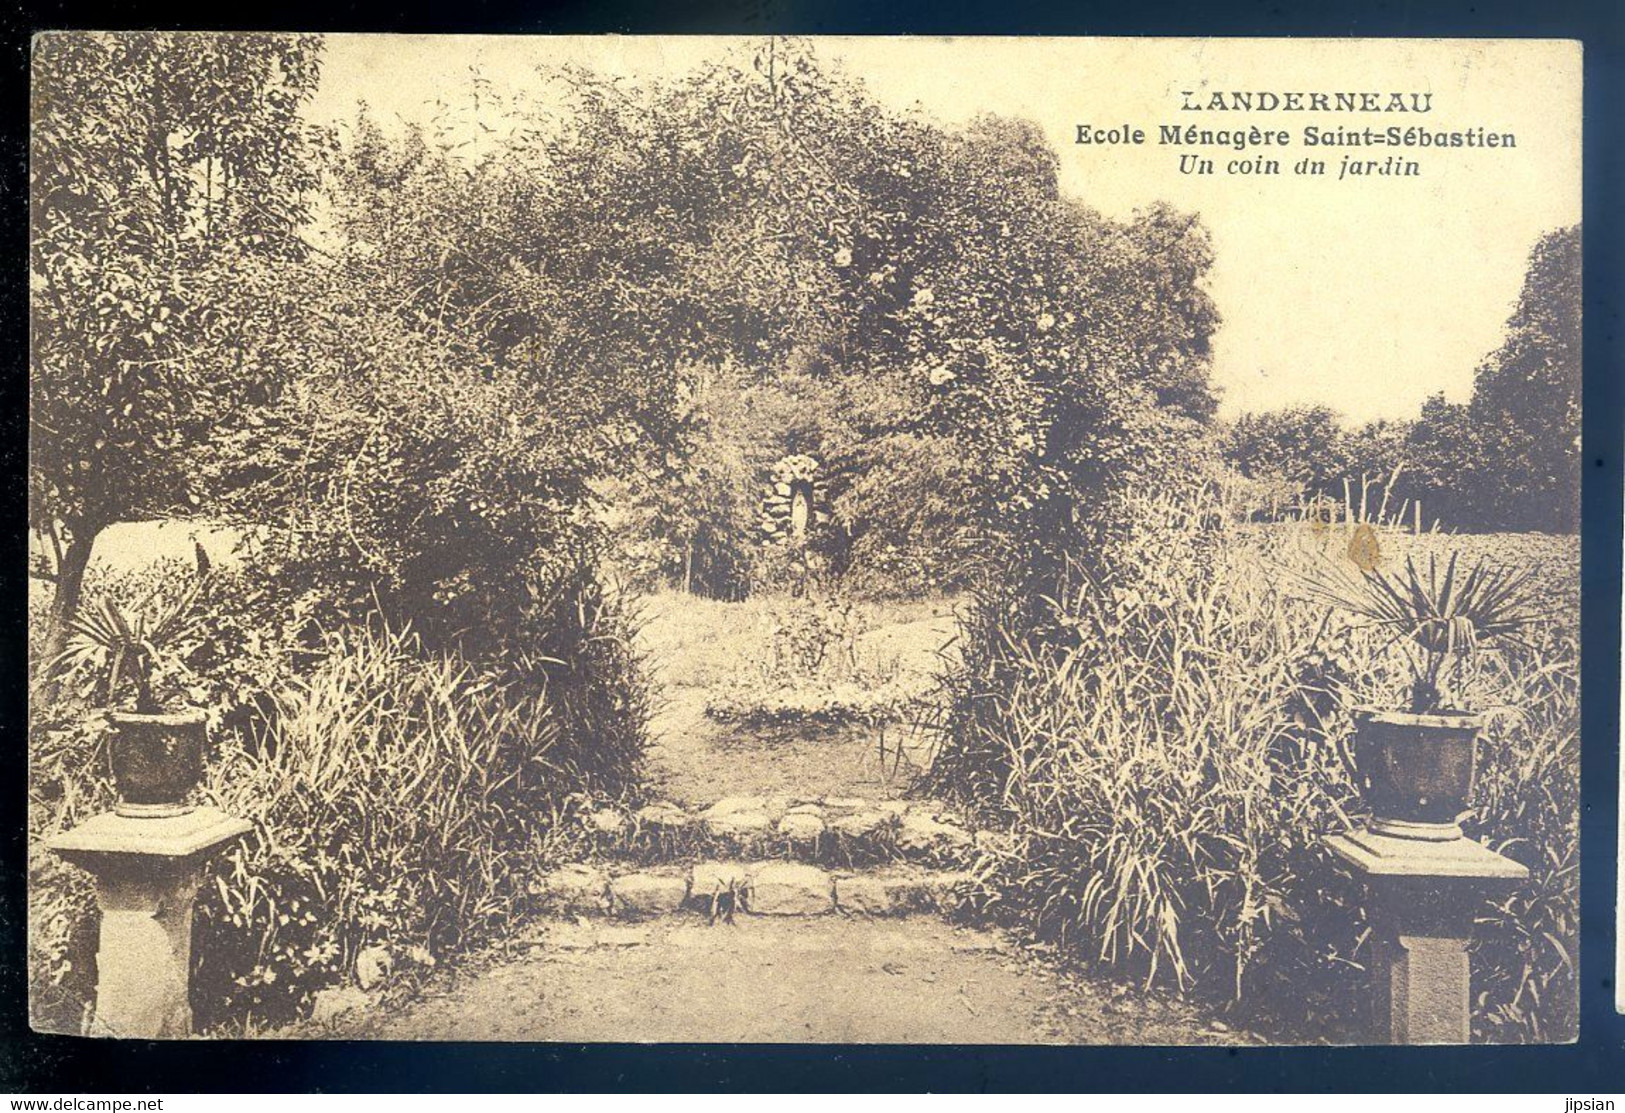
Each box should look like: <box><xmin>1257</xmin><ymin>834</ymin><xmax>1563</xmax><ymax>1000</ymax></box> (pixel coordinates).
<box><xmin>1297</xmin><ymin>552</ymin><xmax>1543</xmax><ymax>713</ymax></box>
<box><xmin>49</xmin><ymin>575</ymin><xmax>205</xmax><ymax>713</ymax></box>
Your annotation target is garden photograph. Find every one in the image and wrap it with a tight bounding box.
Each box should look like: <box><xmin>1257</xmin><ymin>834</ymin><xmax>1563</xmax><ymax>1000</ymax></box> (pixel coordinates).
<box><xmin>27</xmin><ymin>33</ymin><xmax>1581</xmax><ymax>1046</ymax></box>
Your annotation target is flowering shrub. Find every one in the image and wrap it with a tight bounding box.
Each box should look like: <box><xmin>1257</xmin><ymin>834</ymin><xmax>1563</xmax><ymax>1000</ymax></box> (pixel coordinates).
<box><xmin>706</xmin><ymin>678</ymin><xmax>930</xmax><ymax>729</ymax></box>
<box><xmin>765</xmin><ymin>595</ymin><xmax>859</xmax><ymax>682</ymax></box>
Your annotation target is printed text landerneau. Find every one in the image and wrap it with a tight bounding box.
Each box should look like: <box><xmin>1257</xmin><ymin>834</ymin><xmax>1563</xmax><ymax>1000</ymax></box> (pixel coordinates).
<box><xmin>1178</xmin><ymin>90</ymin><xmax>1435</xmax><ymax>113</ymax></box>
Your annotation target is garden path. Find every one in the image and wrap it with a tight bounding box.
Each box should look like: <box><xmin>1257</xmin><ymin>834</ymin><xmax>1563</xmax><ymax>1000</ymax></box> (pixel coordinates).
<box><xmin>357</xmin><ymin>915</ymin><xmax>1243</xmax><ymax>1044</ymax></box>
<box><xmin>349</xmin><ymin>590</ymin><xmax>1253</xmax><ymax>1045</ymax></box>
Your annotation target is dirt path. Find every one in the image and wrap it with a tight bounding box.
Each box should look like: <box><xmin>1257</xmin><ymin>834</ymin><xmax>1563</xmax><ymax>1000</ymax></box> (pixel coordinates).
<box><xmin>637</xmin><ymin>595</ymin><xmax>958</xmax><ymax>803</ymax></box>
<box><xmin>643</xmin><ymin>689</ymin><xmax>938</xmax><ymax>803</ymax></box>
<box><xmin>359</xmin><ymin>915</ymin><xmax>1243</xmax><ymax>1045</ymax></box>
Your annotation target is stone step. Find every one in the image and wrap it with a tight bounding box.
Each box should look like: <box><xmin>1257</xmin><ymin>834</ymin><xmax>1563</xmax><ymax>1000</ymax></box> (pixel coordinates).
<box><xmin>529</xmin><ymin>860</ymin><xmax>973</xmax><ymax>920</ymax></box>
<box><xmin>580</xmin><ymin>795</ymin><xmax>999</xmax><ymax>868</ymax></box>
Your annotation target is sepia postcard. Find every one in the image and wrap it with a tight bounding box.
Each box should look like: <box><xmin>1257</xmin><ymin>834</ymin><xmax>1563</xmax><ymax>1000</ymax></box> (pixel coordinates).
<box><xmin>27</xmin><ymin>33</ymin><xmax>1581</xmax><ymax>1046</ymax></box>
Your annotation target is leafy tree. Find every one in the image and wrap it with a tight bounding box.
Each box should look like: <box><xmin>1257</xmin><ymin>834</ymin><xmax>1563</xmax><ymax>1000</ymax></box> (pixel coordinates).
<box><xmin>610</xmin><ymin>364</ymin><xmax>768</xmax><ymax>600</ymax></box>
<box><xmin>1331</xmin><ymin>419</ymin><xmax>1408</xmax><ymax>488</ymax></box>
<box><xmin>208</xmin><ymin>137</ymin><xmax>637</xmax><ymax>649</ymax></box>
<box><xmin>1403</xmin><ymin>227</ymin><xmax>1580</xmax><ymax>532</ymax></box>
<box><xmin>1466</xmin><ymin>225</ymin><xmax>1581</xmax><ymax>531</ymax></box>
<box><xmin>30</xmin><ymin>32</ymin><xmax>323</xmax><ymax>662</ymax></box>
<box><xmin>1117</xmin><ymin>203</ymin><xmax>1221</xmax><ymax>422</ymax></box>
<box><xmin>213</xmin><ymin>65</ymin><xmax>772</xmax><ymax>642</ymax></box>
<box><xmin>1229</xmin><ymin>226</ymin><xmax>1580</xmax><ymax>533</ymax></box>
<box><xmin>1405</xmin><ymin>395</ymin><xmax>1487</xmax><ymax>526</ymax></box>
<box><xmin>1222</xmin><ymin>406</ymin><xmax>1344</xmax><ymax>489</ymax></box>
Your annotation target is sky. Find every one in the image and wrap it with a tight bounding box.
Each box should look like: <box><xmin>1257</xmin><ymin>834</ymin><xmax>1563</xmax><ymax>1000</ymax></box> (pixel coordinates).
<box><xmin>308</xmin><ymin>35</ymin><xmax>1581</xmax><ymax>425</ymax></box>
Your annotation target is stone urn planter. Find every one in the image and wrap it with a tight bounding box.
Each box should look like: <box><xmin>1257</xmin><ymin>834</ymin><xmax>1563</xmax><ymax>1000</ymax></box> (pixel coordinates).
<box><xmin>106</xmin><ymin>707</ymin><xmax>207</xmax><ymax>818</ymax></box>
<box><xmin>1351</xmin><ymin>706</ymin><xmax>1482</xmax><ymax>841</ymax></box>
<box><xmin>1298</xmin><ymin>552</ymin><xmax>1542</xmax><ymax>844</ymax></box>
<box><xmin>47</xmin><ymin>558</ymin><xmax>212</xmax><ymax>820</ymax></box>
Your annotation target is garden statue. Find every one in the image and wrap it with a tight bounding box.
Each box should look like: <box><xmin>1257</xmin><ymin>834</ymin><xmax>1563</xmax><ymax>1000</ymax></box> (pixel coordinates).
<box><xmin>761</xmin><ymin>454</ymin><xmax>828</xmax><ymax>545</ymax></box>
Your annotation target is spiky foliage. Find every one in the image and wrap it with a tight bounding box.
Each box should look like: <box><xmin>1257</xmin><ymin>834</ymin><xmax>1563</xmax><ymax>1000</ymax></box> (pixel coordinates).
<box><xmin>1296</xmin><ymin>553</ymin><xmax>1543</xmax><ymax>712</ymax></box>
<box><xmin>47</xmin><ymin>567</ymin><xmax>206</xmax><ymax>712</ymax></box>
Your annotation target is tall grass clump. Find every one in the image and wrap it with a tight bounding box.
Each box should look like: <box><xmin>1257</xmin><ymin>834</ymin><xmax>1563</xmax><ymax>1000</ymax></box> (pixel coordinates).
<box><xmin>936</xmin><ymin>485</ymin><xmax>1367</xmax><ymax>1027</ymax></box>
<box><xmin>190</xmin><ymin>623</ymin><xmax>579</xmax><ymax>1027</ymax></box>
<box><xmin>1458</xmin><ymin>587</ymin><xmax>1578</xmax><ymax>1042</ymax></box>
<box><xmin>505</xmin><ymin>565</ymin><xmax>651</xmax><ymax>800</ymax></box>
<box><xmin>193</xmin><ymin>572</ymin><xmax>648</xmax><ymax>1030</ymax></box>
<box><xmin>934</xmin><ymin>479</ymin><xmax>1578</xmax><ymax>1042</ymax></box>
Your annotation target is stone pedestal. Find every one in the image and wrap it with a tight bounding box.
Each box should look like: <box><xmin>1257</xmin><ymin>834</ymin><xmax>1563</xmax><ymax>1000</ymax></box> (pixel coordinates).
<box><xmin>1327</xmin><ymin>827</ymin><xmax>1527</xmax><ymax>1045</ymax></box>
<box><xmin>48</xmin><ymin>808</ymin><xmax>251</xmax><ymax>1039</ymax></box>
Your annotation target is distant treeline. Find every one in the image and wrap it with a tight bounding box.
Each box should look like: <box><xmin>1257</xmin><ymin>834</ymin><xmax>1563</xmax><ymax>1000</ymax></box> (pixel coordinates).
<box><xmin>1222</xmin><ymin>225</ymin><xmax>1580</xmax><ymax>534</ymax></box>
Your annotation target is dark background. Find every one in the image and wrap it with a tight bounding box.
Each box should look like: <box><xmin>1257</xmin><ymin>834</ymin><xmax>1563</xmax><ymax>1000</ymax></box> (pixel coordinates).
<box><xmin>2</xmin><ymin>0</ymin><xmax>1620</xmax><ymax>1093</ymax></box>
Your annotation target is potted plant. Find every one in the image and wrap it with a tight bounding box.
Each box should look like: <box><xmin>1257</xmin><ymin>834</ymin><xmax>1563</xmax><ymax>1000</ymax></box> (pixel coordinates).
<box><xmin>1300</xmin><ymin>552</ymin><xmax>1541</xmax><ymax>841</ymax></box>
<box><xmin>48</xmin><ymin>573</ymin><xmax>209</xmax><ymax>818</ymax></box>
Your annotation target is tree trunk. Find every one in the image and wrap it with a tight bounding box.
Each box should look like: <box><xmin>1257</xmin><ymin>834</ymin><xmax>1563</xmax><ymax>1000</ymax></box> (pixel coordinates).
<box><xmin>39</xmin><ymin>528</ymin><xmax>95</xmax><ymax>672</ymax></box>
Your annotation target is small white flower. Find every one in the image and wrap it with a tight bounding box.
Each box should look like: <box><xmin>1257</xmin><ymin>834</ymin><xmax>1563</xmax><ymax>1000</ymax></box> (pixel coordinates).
<box><xmin>1037</xmin><ymin>312</ymin><xmax>1056</xmax><ymax>332</ymax></box>
<box><xmin>833</xmin><ymin>247</ymin><xmax>853</xmax><ymax>268</ymax></box>
<box><xmin>928</xmin><ymin>365</ymin><xmax>956</xmax><ymax>386</ymax></box>
<box><xmin>912</xmin><ymin>287</ymin><xmax>935</xmax><ymax>308</ymax></box>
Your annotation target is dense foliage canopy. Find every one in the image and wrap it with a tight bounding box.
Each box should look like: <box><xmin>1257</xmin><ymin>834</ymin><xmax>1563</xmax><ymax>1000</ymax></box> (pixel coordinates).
<box><xmin>191</xmin><ymin>41</ymin><xmax>1221</xmax><ymax>611</ymax></box>
<box><xmin>518</xmin><ymin>44</ymin><xmax>1223</xmax><ymax>597</ymax></box>
<box><xmin>35</xmin><ymin>30</ymin><xmax>1223</xmax><ymax>675</ymax></box>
